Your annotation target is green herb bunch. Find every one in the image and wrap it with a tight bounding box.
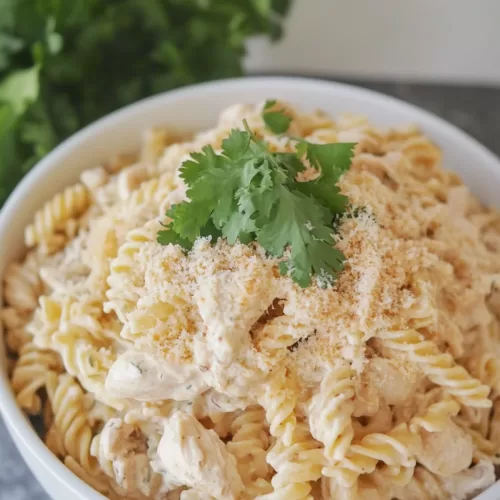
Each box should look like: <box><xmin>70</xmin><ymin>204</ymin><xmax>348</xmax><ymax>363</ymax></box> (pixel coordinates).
<box><xmin>158</xmin><ymin>102</ymin><xmax>355</xmax><ymax>288</ymax></box>
<box><xmin>0</xmin><ymin>0</ymin><xmax>292</xmax><ymax>205</ymax></box>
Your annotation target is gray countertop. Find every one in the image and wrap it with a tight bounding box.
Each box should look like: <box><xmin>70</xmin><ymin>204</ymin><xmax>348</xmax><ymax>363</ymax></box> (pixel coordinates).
<box><xmin>1</xmin><ymin>79</ymin><xmax>499</xmax><ymax>499</ymax></box>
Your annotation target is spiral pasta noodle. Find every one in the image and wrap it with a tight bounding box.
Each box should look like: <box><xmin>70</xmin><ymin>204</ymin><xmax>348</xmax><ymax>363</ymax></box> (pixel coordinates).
<box><xmin>46</xmin><ymin>372</ymin><xmax>96</xmax><ymax>472</ymax></box>
<box><xmin>25</xmin><ymin>183</ymin><xmax>90</xmax><ymax>248</ymax></box>
<box><xmin>127</xmin><ymin>171</ymin><xmax>178</xmax><ymax>210</ymax></box>
<box><xmin>467</xmin><ymin>351</ymin><xmax>500</xmax><ymax>396</ymax></box>
<box><xmin>409</xmin><ymin>398</ymin><xmax>460</xmax><ymax>434</ymax></box>
<box><xmin>105</xmin><ymin>222</ymin><xmax>159</xmax><ymax>323</ymax></box>
<box><xmin>308</xmin><ymin>366</ymin><xmax>355</xmax><ymax>465</ymax></box>
<box><xmin>11</xmin><ymin>342</ymin><xmax>62</xmax><ymax>414</ymax></box>
<box><xmin>257</xmin><ymin>366</ymin><xmax>297</xmax><ymax>446</ymax></box>
<box><xmin>1</xmin><ymin>307</ymin><xmax>32</xmax><ymax>353</ymax></box>
<box><xmin>53</xmin><ymin>327</ymin><xmax>124</xmax><ymax>410</ymax></box>
<box><xmin>227</xmin><ymin>406</ymin><xmax>272</xmax><ymax>497</ymax></box>
<box><xmin>376</xmin><ymin>329</ymin><xmax>492</xmax><ymax>408</ymax></box>
<box><xmin>327</xmin><ymin>423</ymin><xmax>419</xmax><ymax>487</ymax></box>
<box><xmin>3</xmin><ymin>254</ymin><xmax>43</xmax><ymax>312</ymax></box>
<box><xmin>28</xmin><ymin>295</ymin><xmax>64</xmax><ymax>348</ymax></box>
<box><xmin>260</xmin><ymin>423</ymin><xmax>323</xmax><ymax>500</ymax></box>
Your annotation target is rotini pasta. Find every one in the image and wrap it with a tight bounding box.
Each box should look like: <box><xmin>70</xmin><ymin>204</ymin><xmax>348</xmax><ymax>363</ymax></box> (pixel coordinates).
<box><xmin>376</xmin><ymin>330</ymin><xmax>492</xmax><ymax>408</ymax></box>
<box><xmin>327</xmin><ymin>424</ymin><xmax>420</xmax><ymax>487</ymax></box>
<box><xmin>46</xmin><ymin>372</ymin><xmax>97</xmax><ymax>472</ymax></box>
<box><xmin>227</xmin><ymin>406</ymin><xmax>272</xmax><ymax>497</ymax></box>
<box><xmin>409</xmin><ymin>398</ymin><xmax>460</xmax><ymax>434</ymax></box>
<box><xmin>11</xmin><ymin>342</ymin><xmax>62</xmax><ymax>413</ymax></box>
<box><xmin>308</xmin><ymin>365</ymin><xmax>355</xmax><ymax>465</ymax></box>
<box><xmin>467</xmin><ymin>351</ymin><xmax>500</xmax><ymax>396</ymax></box>
<box><xmin>257</xmin><ymin>366</ymin><xmax>297</xmax><ymax>446</ymax></box>
<box><xmin>1</xmin><ymin>307</ymin><xmax>32</xmax><ymax>353</ymax></box>
<box><xmin>260</xmin><ymin>423</ymin><xmax>323</xmax><ymax>500</ymax></box>
<box><xmin>25</xmin><ymin>183</ymin><xmax>90</xmax><ymax>248</ymax></box>
<box><xmin>4</xmin><ymin>102</ymin><xmax>500</xmax><ymax>499</ymax></box>
<box><xmin>3</xmin><ymin>253</ymin><xmax>43</xmax><ymax>312</ymax></box>
<box><xmin>105</xmin><ymin>221</ymin><xmax>159</xmax><ymax>323</ymax></box>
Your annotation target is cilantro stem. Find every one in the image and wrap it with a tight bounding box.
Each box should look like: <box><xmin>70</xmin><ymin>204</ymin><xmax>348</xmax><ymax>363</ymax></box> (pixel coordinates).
<box><xmin>242</xmin><ymin>119</ymin><xmax>283</xmax><ymax>172</ymax></box>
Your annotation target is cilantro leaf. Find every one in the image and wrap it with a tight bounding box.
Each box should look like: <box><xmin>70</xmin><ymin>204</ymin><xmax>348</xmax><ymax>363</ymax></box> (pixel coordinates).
<box><xmin>262</xmin><ymin>99</ymin><xmax>292</xmax><ymax>134</ymax></box>
<box><xmin>294</xmin><ymin>142</ymin><xmax>356</xmax><ymax>214</ymax></box>
<box><xmin>257</xmin><ymin>187</ymin><xmax>342</xmax><ymax>287</ymax></box>
<box><xmin>221</xmin><ymin>129</ymin><xmax>251</xmax><ymax>160</ymax></box>
<box><xmin>300</xmin><ymin>141</ymin><xmax>356</xmax><ymax>179</ymax></box>
<box><xmin>170</xmin><ymin>130</ymin><xmax>263</xmax><ymax>242</ymax></box>
<box><xmin>274</xmin><ymin>152</ymin><xmax>306</xmax><ymax>180</ymax></box>
<box><xmin>180</xmin><ymin>145</ymin><xmax>220</xmax><ymax>185</ymax></box>
<box><xmin>223</xmin><ymin>208</ymin><xmax>257</xmax><ymax>244</ymax></box>
<box><xmin>157</xmin><ymin>223</ymin><xmax>194</xmax><ymax>249</ymax></box>
<box><xmin>157</xmin><ymin>216</ymin><xmax>222</xmax><ymax>249</ymax></box>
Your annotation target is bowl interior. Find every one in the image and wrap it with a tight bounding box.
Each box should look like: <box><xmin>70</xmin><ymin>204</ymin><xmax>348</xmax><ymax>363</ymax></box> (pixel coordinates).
<box><xmin>1</xmin><ymin>77</ymin><xmax>500</xmax><ymax>499</ymax></box>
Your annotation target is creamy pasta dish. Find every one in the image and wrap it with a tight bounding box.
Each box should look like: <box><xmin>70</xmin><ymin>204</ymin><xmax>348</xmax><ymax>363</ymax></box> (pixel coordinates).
<box><xmin>3</xmin><ymin>102</ymin><xmax>500</xmax><ymax>500</ymax></box>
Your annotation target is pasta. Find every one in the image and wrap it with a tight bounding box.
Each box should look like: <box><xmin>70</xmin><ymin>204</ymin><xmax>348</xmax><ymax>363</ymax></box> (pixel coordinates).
<box><xmin>226</xmin><ymin>406</ymin><xmax>272</xmax><ymax>497</ymax></box>
<box><xmin>376</xmin><ymin>330</ymin><xmax>492</xmax><ymax>408</ymax></box>
<box><xmin>327</xmin><ymin>423</ymin><xmax>420</xmax><ymax>487</ymax></box>
<box><xmin>46</xmin><ymin>372</ymin><xmax>97</xmax><ymax>472</ymax></box>
<box><xmin>257</xmin><ymin>366</ymin><xmax>297</xmax><ymax>446</ymax></box>
<box><xmin>308</xmin><ymin>365</ymin><xmax>355</xmax><ymax>465</ymax></box>
<box><xmin>11</xmin><ymin>342</ymin><xmax>62</xmax><ymax>413</ymax></box>
<box><xmin>25</xmin><ymin>183</ymin><xmax>90</xmax><ymax>249</ymax></box>
<box><xmin>105</xmin><ymin>222</ymin><xmax>159</xmax><ymax>324</ymax></box>
<box><xmin>3</xmin><ymin>101</ymin><xmax>500</xmax><ymax>499</ymax></box>
<box><xmin>409</xmin><ymin>398</ymin><xmax>460</xmax><ymax>434</ymax></box>
<box><xmin>3</xmin><ymin>252</ymin><xmax>43</xmax><ymax>312</ymax></box>
<box><xmin>1</xmin><ymin>307</ymin><xmax>32</xmax><ymax>353</ymax></box>
<box><xmin>261</xmin><ymin>423</ymin><xmax>323</xmax><ymax>500</ymax></box>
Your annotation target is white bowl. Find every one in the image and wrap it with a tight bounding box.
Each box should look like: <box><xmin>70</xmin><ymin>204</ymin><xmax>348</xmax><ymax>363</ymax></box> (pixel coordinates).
<box><xmin>1</xmin><ymin>77</ymin><xmax>499</xmax><ymax>499</ymax></box>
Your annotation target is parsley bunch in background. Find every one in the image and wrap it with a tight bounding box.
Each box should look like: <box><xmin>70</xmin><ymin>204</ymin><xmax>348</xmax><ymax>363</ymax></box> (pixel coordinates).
<box><xmin>0</xmin><ymin>0</ymin><xmax>292</xmax><ymax>205</ymax></box>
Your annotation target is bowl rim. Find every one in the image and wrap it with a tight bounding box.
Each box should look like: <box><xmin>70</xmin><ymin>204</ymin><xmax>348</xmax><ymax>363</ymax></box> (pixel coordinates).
<box><xmin>1</xmin><ymin>75</ymin><xmax>499</xmax><ymax>499</ymax></box>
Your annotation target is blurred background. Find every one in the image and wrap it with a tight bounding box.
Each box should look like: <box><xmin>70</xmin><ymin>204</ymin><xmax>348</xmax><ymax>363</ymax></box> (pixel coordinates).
<box><xmin>1</xmin><ymin>1</ymin><xmax>499</xmax><ymax>498</ymax></box>
<box><xmin>247</xmin><ymin>0</ymin><xmax>500</xmax><ymax>84</ymax></box>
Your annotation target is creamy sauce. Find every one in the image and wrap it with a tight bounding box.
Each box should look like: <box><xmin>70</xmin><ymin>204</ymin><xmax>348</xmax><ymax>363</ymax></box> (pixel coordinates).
<box><xmin>106</xmin><ymin>350</ymin><xmax>208</xmax><ymax>401</ymax></box>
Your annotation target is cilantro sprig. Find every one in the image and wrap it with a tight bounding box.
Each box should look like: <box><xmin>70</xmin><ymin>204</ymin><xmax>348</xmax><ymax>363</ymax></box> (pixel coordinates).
<box><xmin>262</xmin><ymin>99</ymin><xmax>292</xmax><ymax>134</ymax></box>
<box><xmin>158</xmin><ymin>110</ymin><xmax>355</xmax><ymax>288</ymax></box>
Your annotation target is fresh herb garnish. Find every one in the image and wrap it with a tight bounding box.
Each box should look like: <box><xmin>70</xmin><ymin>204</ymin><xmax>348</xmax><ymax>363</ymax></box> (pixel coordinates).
<box><xmin>262</xmin><ymin>99</ymin><xmax>292</xmax><ymax>134</ymax></box>
<box><xmin>158</xmin><ymin>113</ymin><xmax>355</xmax><ymax>288</ymax></box>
